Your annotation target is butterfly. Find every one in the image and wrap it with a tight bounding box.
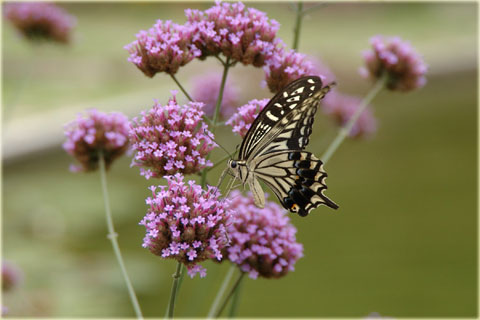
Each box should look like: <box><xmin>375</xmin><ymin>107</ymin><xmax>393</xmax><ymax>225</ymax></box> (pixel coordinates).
<box><xmin>226</xmin><ymin>75</ymin><xmax>338</xmax><ymax>217</ymax></box>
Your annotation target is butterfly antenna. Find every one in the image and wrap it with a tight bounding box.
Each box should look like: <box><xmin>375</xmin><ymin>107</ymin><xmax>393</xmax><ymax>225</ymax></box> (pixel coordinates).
<box><xmin>202</xmin><ymin>127</ymin><xmax>234</xmax><ymax>158</ymax></box>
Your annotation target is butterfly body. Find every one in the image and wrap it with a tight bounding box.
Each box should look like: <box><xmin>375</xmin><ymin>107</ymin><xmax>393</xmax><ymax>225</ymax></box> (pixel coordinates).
<box><xmin>228</xmin><ymin>76</ymin><xmax>338</xmax><ymax>216</ymax></box>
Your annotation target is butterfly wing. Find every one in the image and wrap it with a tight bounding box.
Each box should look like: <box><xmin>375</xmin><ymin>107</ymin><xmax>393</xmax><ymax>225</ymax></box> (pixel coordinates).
<box><xmin>239</xmin><ymin>76</ymin><xmax>331</xmax><ymax>160</ymax></box>
<box><xmin>251</xmin><ymin>150</ymin><xmax>338</xmax><ymax>216</ymax></box>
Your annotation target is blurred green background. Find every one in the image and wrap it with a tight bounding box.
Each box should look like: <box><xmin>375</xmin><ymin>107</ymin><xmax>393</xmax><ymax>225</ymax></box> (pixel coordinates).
<box><xmin>2</xmin><ymin>2</ymin><xmax>477</xmax><ymax>318</ymax></box>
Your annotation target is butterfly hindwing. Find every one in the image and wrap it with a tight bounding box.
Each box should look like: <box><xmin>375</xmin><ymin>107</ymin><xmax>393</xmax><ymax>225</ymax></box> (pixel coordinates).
<box><xmin>239</xmin><ymin>76</ymin><xmax>326</xmax><ymax>160</ymax></box>
<box><xmin>251</xmin><ymin>150</ymin><xmax>338</xmax><ymax>216</ymax></box>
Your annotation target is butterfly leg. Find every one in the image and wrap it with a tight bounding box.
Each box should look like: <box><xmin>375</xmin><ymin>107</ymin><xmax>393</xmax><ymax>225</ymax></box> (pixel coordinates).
<box><xmin>216</xmin><ymin>167</ymin><xmax>230</xmax><ymax>190</ymax></box>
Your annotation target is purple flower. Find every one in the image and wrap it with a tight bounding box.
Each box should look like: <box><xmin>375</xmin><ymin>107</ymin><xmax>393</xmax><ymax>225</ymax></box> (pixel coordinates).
<box><xmin>2</xmin><ymin>260</ymin><xmax>23</xmax><ymax>292</ymax></box>
<box><xmin>222</xmin><ymin>190</ymin><xmax>303</xmax><ymax>279</ymax></box>
<box><xmin>185</xmin><ymin>1</ymin><xmax>280</xmax><ymax>66</ymax></box>
<box><xmin>360</xmin><ymin>35</ymin><xmax>427</xmax><ymax>91</ymax></box>
<box><xmin>129</xmin><ymin>92</ymin><xmax>216</xmax><ymax>179</ymax></box>
<box><xmin>4</xmin><ymin>2</ymin><xmax>75</xmax><ymax>44</ymax></box>
<box><xmin>322</xmin><ymin>91</ymin><xmax>377</xmax><ymax>138</ymax></box>
<box><xmin>63</xmin><ymin>109</ymin><xmax>130</xmax><ymax>172</ymax></box>
<box><xmin>124</xmin><ymin>20</ymin><xmax>201</xmax><ymax>77</ymax></box>
<box><xmin>263</xmin><ymin>45</ymin><xmax>319</xmax><ymax>93</ymax></box>
<box><xmin>225</xmin><ymin>98</ymin><xmax>268</xmax><ymax>138</ymax></box>
<box><xmin>191</xmin><ymin>72</ymin><xmax>239</xmax><ymax>119</ymax></box>
<box><xmin>140</xmin><ymin>174</ymin><xmax>233</xmax><ymax>278</ymax></box>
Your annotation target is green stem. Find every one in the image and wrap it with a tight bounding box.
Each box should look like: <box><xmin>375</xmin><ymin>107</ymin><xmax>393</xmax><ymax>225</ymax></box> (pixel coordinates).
<box><xmin>320</xmin><ymin>74</ymin><xmax>387</xmax><ymax>165</ymax></box>
<box><xmin>292</xmin><ymin>2</ymin><xmax>304</xmax><ymax>51</ymax></box>
<box><xmin>214</xmin><ymin>271</ymin><xmax>245</xmax><ymax>318</ymax></box>
<box><xmin>170</xmin><ymin>74</ymin><xmax>193</xmax><ymax>101</ymax></box>
<box><xmin>98</xmin><ymin>151</ymin><xmax>143</xmax><ymax>320</ymax></box>
<box><xmin>207</xmin><ymin>264</ymin><xmax>236</xmax><ymax>319</ymax></box>
<box><xmin>227</xmin><ymin>273</ymin><xmax>243</xmax><ymax>318</ymax></box>
<box><xmin>167</xmin><ymin>261</ymin><xmax>183</xmax><ymax>318</ymax></box>
<box><xmin>212</xmin><ymin>56</ymin><xmax>231</xmax><ymax>134</ymax></box>
<box><xmin>201</xmin><ymin>56</ymin><xmax>231</xmax><ymax>188</ymax></box>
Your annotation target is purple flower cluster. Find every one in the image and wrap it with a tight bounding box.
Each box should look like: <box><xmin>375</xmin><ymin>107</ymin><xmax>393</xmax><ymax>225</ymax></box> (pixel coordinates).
<box><xmin>226</xmin><ymin>98</ymin><xmax>269</xmax><ymax>138</ymax></box>
<box><xmin>360</xmin><ymin>35</ymin><xmax>427</xmax><ymax>91</ymax></box>
<box><xmin>263</xmin><ymin>46</ymin><xmax>318</xmax><ymax>93</ymax></box>
<box><xmin>185</xmin><ymin>1</ymin><xmax>280</xmax><ymax>66</ymax></box>
<box><xmin>223</xmin><ymin>191</ymin><xmax>303</xmax><ymax>279</ymax></box>
<box><xmin>125</xmin><ymin>20</ymin><xmax>201</xmax><ymax>77</ymax></box>
<box><xmin>191</xmin><ymin>72</ymin><xmax>239</xmax><ymax>119</ymax></box>
<box><xmin>322</xmin><ymin>92</ymin><xmax>377</xmax><ymax>138</ymax></box>
<box><xmin>2</xmin><ymin>261</ymin><xmax>22</xmax><ymax>292</ymax></box>
<box><xmin>63</xmin><ymin>109</ymin><xmax>130</xmax><ymax>172</ymax></box>
<box><xmin>139</xmin><ymin>174</ymin><xmax>233</xmax><ymax>278</ymax></box>
<box><xmin>129</xmin><ymin>92</ymin><xmax>216</xmax><ymax>179</ymax></box>
<box><xmin>4</xmin><ymin>2</ymin><xmax>75</xmax><ymax>44</ymax></box>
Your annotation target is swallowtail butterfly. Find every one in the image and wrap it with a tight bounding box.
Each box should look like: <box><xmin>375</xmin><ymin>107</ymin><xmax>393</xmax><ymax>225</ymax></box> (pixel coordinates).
<box><xmin>227</xmin><ymin>76</ymin><xmax>338</xmax><ymax>216</ymax></box>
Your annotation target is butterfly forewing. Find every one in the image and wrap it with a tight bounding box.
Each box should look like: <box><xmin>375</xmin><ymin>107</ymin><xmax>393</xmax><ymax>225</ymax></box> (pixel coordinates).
<box><xmin>239</xmin><ymin>76</ymin><xmax>324</xmax><ymax>160</ymax></box>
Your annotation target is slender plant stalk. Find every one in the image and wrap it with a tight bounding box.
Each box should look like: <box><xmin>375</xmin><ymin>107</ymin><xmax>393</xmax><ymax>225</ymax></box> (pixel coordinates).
<box><xmin>292</xmin><ymin>2</ymin><xmax>304</xmax><ymax>51</ymax></box>
<box><xmin>98</xmin><ymin>151</ymin><xmax>143</xmax><ymax>320</ymax></box>
<box><xmin>170</xmin><ymin>74</ymin><xmax>193</xmax><ymax>101</ymax></box>
<box><xmin>320</xmin><ymin>74</ymin><xmax>387</xmax><ymax>164</ymax></box>
<box><xmin>227</xmin><ymin>272</ymin><xmax>243</xmax><ymax>318</ymax></box>
<box><xmin>166</xmin><ymin>261</ymin><xmax>183</xmax><ymax>318</ymax></box>
<box><xmin>207</xmin><ymin>264</ymin><xmax>236</xmax><ymax>319</ymax></box>
<box><xmin>212</xmin><ymin>56</ymin><xmax>231</xmax><ymax>133</ymax></box>
<box><xmin>201</xmin><ymin>56</ymin><xmax>231</xmax><ymax>188</ymax></box>
<box><xmin>214</xmin><ymin>271</ymin><xmax>245</xmax><ymax>318</ymax></box>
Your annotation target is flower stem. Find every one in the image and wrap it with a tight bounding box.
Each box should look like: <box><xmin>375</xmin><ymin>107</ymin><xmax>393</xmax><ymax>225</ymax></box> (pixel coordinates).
<box><xmin>320</xmin><ymin>74</ymin><xmax>387</xmax><ymax>165</ymax></box>
<box><xmin>207</xmin><ymin>264</ymin><xmax>236</xmax><ymax>319</ymax></box>
<box><xmin>292</xmin><ymin>2</ymin><xmax>304</xmax><ymax>51</ymax></box>
<box><xmin>227</xmin><ymin>273</ymin><xmax>243</xmax><ymax>318</ymax></box>
<box><xmin>170</xmin><ymin>74</ymin><xmax>193</xmax><ymax>102</ymax></box>
<box><xmin>166</xmin><ymin>261</ymin><xmax>183</xmax><ymax>318</ymax></box>
<box><xmin>212</xmin><ymin>56</ymin><xmax>231</xmax><ymax>134</ymax></box>
<box><xmin>201</xmin><ymin>56</ymin><xmax>231</xmax><ymax>188</ymax></box>
<box><xmin>214</xmin><ymin>271</ymin><xmax>245</xmax><ymax>318</ymax></box>
<box><xmin>98</xmin><ymin>151</ymin><xmax>143</xmax><ymax>320</ymax></box>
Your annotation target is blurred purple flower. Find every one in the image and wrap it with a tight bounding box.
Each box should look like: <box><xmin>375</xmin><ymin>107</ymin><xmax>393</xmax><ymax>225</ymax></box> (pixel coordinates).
<box><xmin>223</xmin><ymin>190</ymin><xmax>303</xmax><ymax>279</ymax></box>
<box><xmin>225</xmin><ymin>98</ymin><xmax>268</xmax><ymax>138</ymax></box>
<box><xmin>191</xmin><ymin>72</ymin><xmax>239</xmax><ymax>119</ymax></box>
<box><xmin>140</xmin><ymin>174</ymin><xmax>233</xmax><ymax>278</ymax></box>
<box><xmin>322</xmin><ymin>91</ymin><xmax>377</xmax><ymax>138</ymax></box>
<box><xmin>2</xmin><ymin>260</ymin><xmax>23</xmax><ymax>292</ymax></box>
<box><xmin>63</xmin><ymin>109</ymin><xmax>130</xmax><ymax>172</ymax></box>
<box><xmin>4</xmin><ymin>2</ymin><xmax>75</xmax><ymax>44</ymax></box>
<box><xmin>185</xmin><ymin>1</ymin><xmax>280</xmax><ymax>66</ymax></box>
<box><xmin>124</xmin><ymin>20</ymin><xmax>201</xmax><ymax>77</ymax></box>
<box><xmin>360</xmin><ymin>35</ymin><xmax>427</xmax><ymax>91</ymax></box>
<box><xmin>263</xmin><ymin>45</ymin><xmax>317</xmax><ymax>93</ymax></box>
<box><xmin>129</xmin><ymin>92</ymin><xmax>216</xmax><ymax>179</ymax></box>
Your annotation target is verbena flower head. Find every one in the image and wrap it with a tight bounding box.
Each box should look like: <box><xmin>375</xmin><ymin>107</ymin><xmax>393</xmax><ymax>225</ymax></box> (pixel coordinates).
<box><xmin>223</xmin><ymin>190</ymin><xmax>303</xmax><ymax>279</ymax></box>
<box><xmin>225</xmin><ymin>98</ymin><xmax>268</xmax><ymax>138</ymax></box>
<box><xmin>191</xmin><ymin>72</ymin><xmax>239</xmax><ymax>119</ymax></box>
<box><xmin>63</xmin><ymin>109</ymin><xmax>130</xmax><ymax>172</ymax></box>
<box><xmin>4</xmin><ymin>2</ymin><xmax>75</xmax><ymax>44</ymax></box>
<box><xmin>322</xmin><ymin>91</ymin><xmax>377</xmax><ymax>138</ymax></box>
<box><xmin>185</xmin><ymin>1</ymin><xmax>280</xmax><ymax>66</ymax></box>
<box><xmin>263</xmin><ymin>46</ymin><xmax>318</xmax><ymax>93</ymax></box>
<box><xmin>129</xmin><ymin>92</ymin><xmax>216</xmax><ymax>179</ymax></box>
<box><xmin>140</xmin><ymin>174</ymin><xmax>233</xmax><ymax>278</ymax></box>
<box><xmin>360</xmin><ymin>35</ymin><xmax>427</xmax><ymax>91</ymax></box>
<box><xmin>2</xmin><ymin>261</ymin><xmax>23</xmax><ymax>292</ymax></box>
<box><xmin>125</xmin><ymin>20</ymin><xmax>201</xmax><ymax>77</ymax></box>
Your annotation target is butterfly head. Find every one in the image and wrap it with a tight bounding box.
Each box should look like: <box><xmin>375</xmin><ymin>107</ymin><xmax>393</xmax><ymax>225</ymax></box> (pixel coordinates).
<box><xmin>228</xmin><ymin>159</ymin><xmax>238</xmax><ymax>169</ymax></box>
